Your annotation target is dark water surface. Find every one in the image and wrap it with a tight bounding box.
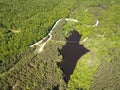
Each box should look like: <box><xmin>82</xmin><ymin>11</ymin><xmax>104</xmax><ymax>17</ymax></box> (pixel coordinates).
<box><xmin>58</xmin><ymin>30</ymin><xmax>89</xmax><ymax>82</ymax></box>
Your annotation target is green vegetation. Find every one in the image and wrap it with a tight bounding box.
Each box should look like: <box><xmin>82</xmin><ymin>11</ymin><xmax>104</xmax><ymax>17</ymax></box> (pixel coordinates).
<box><xmin>90</xmin><ymin>47</ymin><xmax>120</xmax><ymax>90</ymax></box>
<box><xmin>0</xmin><ymin>19</ymin><xmax>67</xmax><ymax>90</ymax></box>
<box><xmin>0</xmin><ymin>0</ymin><xmax>78</xmax><ymax>73</ymax></box>
<box><xmin>66</xmin><ymin>0</ymin><xmax>120</xmax><ymax>90</ymax></box>
<box><xmin>0</xmin><ymin>0</ymin><xmax>120</xmax><ymax>90</ymax></box>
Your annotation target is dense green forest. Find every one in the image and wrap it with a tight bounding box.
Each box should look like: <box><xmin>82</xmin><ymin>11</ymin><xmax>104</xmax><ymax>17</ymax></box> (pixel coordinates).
<box><xmin>0</xmin><ymin>19</ymin><xmax>67</xmax><ymax>89</ymax></box>
<box><xmin>0</xmin><ymin>0</ymin><xmax>120</xmax><ymax>90</ymax></box>
<box><xmin>0</xmin><ymin>0</ymin><xmax>78</xmax><ymax>73</ymax></box>
<box><xmin>66</xmin><ymin>0</ymin><xmax>120</xmax><ymax>90</ymax></box>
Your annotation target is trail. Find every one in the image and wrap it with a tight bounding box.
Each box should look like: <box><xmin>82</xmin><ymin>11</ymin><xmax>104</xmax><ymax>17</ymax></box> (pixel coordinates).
<box><xmin>30</xmin><ymin>18</ymin><xmax>99</xmax><ymax>53</ymax></box>
<box><xmin>29</xmin><ymin>18</ymin><xmax>78</xmax><ymax>53</ymax></box>
<box><xmin>81</xmin><ymin>37</ymin><xmax>88</xmax><ymax>43</ymax></box>
<box><xmin>93</xmin><ymin>19</ymin><xmax>99</xmax><ymax>27</ymax></box>
<box><xmin>86</xmin><ymin>19</ymin><xmax>99</xmax><ymax>27</ymax></box>
<box><xmin>65</xmin><ymin>18</ymin><xmax>79</xmax><ymax>22</ymax></box>
<box><xmin>38</xmin><ymin>34</ymin><xmax>52</xmax><ymax>53</ymax></box>
<box><xmin>29</xmin><ymin>19</ymin><xmax>63</xmax><ymax>47</ymax></box>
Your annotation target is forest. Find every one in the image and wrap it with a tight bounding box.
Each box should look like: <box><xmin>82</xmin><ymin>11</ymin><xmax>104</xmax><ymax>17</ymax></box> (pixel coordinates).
<box><xmin>0</xmin><ymin>0</ymin><xmax>120</xmax><ymax>90</ymax></box>
<box><xmin>0</xmin><ymin>0</ymin><xmax>78</xmax><ymax>73</ymax></box>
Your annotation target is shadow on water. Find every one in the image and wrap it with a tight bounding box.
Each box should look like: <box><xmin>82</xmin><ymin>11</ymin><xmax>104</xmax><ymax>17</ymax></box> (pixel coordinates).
<box><xmin>58</xmin><ymin>30</ymin><xmax>89</xmax><ymax>83</ymax></box>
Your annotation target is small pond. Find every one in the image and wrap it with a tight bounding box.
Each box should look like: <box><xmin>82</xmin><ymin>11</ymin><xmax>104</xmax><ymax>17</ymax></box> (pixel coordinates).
<box><xmin>58</xmin><ymin>30</ymin><xmax>89</xmax><ymax>82</ymax></box>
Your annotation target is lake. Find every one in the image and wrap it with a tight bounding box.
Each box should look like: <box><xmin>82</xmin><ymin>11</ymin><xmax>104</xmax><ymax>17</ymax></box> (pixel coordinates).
<box><xmin>58</xmin><ymin>30</ymin><xmax>89</xmax><ymax>82</ymax></box>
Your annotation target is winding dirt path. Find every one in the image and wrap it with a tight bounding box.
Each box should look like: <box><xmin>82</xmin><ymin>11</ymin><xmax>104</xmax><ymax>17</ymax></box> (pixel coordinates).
<box><xmin>86</xmin><ymin>19</ymin><xmax>99</xmax><ymax>27</ymax></box>
<box><xmin>65</xmin><ymin>18</ymin><xmax>79</xmax><ymax>22</ymax></box>
<box><xmin>93</xmin><ymin>19</ymin><xmax>99</xmax><ymax>27</ymax></box>
<box><xmin>30</xmin><ymin>18</ymin><xmax>99</xmax><ymax>53</ymax></box>
<box><xmin>30</xmin><ymin>18</ymin><xmax>78</xmax><ymax>53</ymax></box>
<box><xmin>29</xmin><ymin>19</ymin><xmax>63</xmax><ymax>48</ymax></box>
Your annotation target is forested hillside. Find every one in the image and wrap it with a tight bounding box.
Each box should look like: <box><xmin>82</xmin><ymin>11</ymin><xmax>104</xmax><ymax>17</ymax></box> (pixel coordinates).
<box><xmin>0</xmin><ymin>0</ymin><xmax>78</xmax><ymax>73</ymax></box>
<box><xmin>66</xmin><ymin>0</ymin><xmax>120</xmax><ymax>90</ymax></box>
<box><xmin>0</xmin><ymin>0</ymin><xmax>120</xmax><ymax>90</ymax></box>
<box><xmin>0</xmin><ymin>19</ymin><xmax>68</xmax><ymax>90</ymax></box>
